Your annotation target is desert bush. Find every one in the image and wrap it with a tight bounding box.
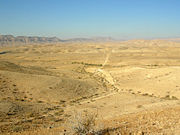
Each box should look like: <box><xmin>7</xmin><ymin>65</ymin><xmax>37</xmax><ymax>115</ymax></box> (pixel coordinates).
<box><xmin>67</xmin><ymin>110</ymin><xmax>105</xmax><ymax>135</ymax></box>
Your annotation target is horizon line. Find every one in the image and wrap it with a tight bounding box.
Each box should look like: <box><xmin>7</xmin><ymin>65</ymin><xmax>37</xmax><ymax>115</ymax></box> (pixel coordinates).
<box><xmin>0</xmin><ymin>33</ymin><xmax>180</xmax><ymax>41</ymax></box>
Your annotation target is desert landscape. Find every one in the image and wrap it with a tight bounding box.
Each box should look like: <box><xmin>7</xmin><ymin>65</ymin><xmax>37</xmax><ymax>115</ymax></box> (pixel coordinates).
<box><xmin>0</xmin><ymin>39</ymin><xmax>180</xmax><ymax>134</ymax></box>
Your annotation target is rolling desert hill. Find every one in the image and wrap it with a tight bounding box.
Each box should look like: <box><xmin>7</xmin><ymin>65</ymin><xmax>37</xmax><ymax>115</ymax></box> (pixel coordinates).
<box><xmin>0</xmin><ymin>40</ymin><xmax>180</xmax><ymax>134</ymax></box>
<box><xmin>161</xmin><ymin>38</ymin><xmax>180</xmax><ymax>42</ymax></box>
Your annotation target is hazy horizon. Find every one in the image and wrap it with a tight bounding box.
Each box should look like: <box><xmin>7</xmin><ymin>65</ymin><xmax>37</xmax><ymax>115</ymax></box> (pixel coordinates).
<box><xmin>1</xmin><ymin>33</ymin><xmax>180</xmax><ymax>41</ymax></box>
<box><xmin>0</xmin><ymin>0</ymin><xmax>180</xmax><ymax>39</ymax></box>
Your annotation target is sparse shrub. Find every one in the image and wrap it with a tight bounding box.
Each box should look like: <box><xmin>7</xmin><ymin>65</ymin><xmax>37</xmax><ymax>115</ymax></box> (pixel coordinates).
<box><xmin>163</xmin><ymin>95</ymin><xmax>178</xmax><ymax>100</ymax></box>
<box><xmin>67</xmin><ymin>110</ymin><xmax>105</xmax><ymax>135</ymax></box>
<box><xmin>171</xmin><ymin>96</ymin><xmax>178</xmax><ymax>100</ymax></box>
<box><xmin>137</xmin><ymin>105</ymin><xmax>143</xmax><ymax>108</ymax></box>
<box><xmin>12</xmin><ymin>125</ymin><xmax>23</xmax><ymax>132</ymax></box>
<box><xmin>54</xmin><ymin>108</ymin><xmax>64</xmax><ymax>116</ymax></box>
<box><xmin>72</xmin><ymin>61</ymin><xmax>102</xmax><ymax>67</ymax></box>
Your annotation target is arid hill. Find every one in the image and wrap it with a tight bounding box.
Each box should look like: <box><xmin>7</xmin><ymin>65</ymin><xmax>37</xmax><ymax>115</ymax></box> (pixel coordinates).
<box><xmin>0</xmin><ymin>40</ymin><xmax>180</xmax><ymax>134</ymax></box>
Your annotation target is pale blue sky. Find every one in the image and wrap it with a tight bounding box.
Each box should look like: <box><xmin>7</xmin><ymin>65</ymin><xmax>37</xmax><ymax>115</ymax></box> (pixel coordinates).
<box><xmin>0</xmin><ymin>0</ymin><xmax>180</xmax><ymax>39</ymax></box>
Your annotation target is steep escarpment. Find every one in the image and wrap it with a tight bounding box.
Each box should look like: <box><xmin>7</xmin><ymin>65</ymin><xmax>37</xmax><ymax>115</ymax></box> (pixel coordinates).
<box><xmin>0</xmin><ymin>35</ymin><xmax>63</xmax><ymax>46</ymax></box>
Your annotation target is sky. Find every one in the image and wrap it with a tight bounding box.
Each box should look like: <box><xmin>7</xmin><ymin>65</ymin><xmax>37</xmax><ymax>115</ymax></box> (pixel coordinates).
<box><xmin>0</xmin><ymin>0</ymin><xmax>180</xmax><ymax>39</ymax></box>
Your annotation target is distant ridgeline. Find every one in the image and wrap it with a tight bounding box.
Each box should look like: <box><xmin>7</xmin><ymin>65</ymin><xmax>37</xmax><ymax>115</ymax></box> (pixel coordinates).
<box><xmin>0</xmin><ymin>35</ymin><xmax>64</xmax><ymax>46</ymax></box>
<box><xmin>0</xmin><ymin>34</ymin><xmax>115</xmax><ymax>46</ymax></box>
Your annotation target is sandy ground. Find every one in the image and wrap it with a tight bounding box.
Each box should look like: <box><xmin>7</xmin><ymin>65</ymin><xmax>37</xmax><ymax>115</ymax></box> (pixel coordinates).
<box><xmin>0</xmin><ymin>40</ymin><xmax>180</xmax><ymax>134</ymax></box>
